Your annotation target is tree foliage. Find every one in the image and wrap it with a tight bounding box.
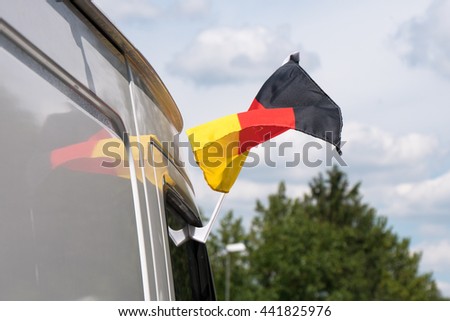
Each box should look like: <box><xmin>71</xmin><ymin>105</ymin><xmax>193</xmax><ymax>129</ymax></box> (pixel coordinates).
<box><xmin>207</xmin><ymin>166</ymin><xmax>442</xmax><ymax>300</ymax></box>
<box><xmin>207</xmin><ymin>211</ymin><xmax>254</xmax><ymax>300</ymax></box>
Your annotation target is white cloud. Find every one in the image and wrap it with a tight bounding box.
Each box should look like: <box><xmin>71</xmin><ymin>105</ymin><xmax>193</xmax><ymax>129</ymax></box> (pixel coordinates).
<box><xmin>419</xmin><ymin>224</ymin><xmax>449</xmax><ymax>237</ymax></box>
<box><xmin>189</xmin><ymin>164</ymin><xmax>282</xmax><ymax>206</ymax></box>
<box><xmin>344</xmin><ymin>122</ymin><xmax>439</xmax><ymax>167</ymax></box>
<box><xmin>94</xmin><ymin>0</ymin><xmax>160</xmax><ymax>22</ymax></box>
<box><xmin>413</xmin><ymin>240</ymin><xmax>450</xmax><ymax>296</ymax></box>
<box><xmin>173</xmin><ymin>0</ymin><xmax>211</xmax><ymax>17</ymax></box>
<box><xmin>168</xmin><ymin>26</ymin><xmax>320</xmax><ymax>85</ymax></box>
<box><xmin>364</xmin><ymin>169</ymin><xmax>450</xmax><ymax>218</ymax></box>
<box><xmin>387</xmin><ymin>170</ymin><xmax>450</xmax><ymax>216</ymax></box>
<box><xmin>414</xmin><ymin>240</ymin><xmax>450</xmax><ymax>272</ymax></box>
<box><xmin>396</xmin><ymin>0</ymin><xmax>450</xmax><ymax>79</ymax></box>
<box><xmin>319</xmin><ymin>122</ymin><xmax>449</xmax><ymax>218</ymax></box>
<box><xmin>228</xmin><ymin>179</ymin><xmax>282</xmax><ymax>203</ymax></box>
<box><xmin>94</xmin><ymin>0</ymin><xmax>212</xmax><ymax>24</ymax></box>
<box><xmin>437</xmin><ymin>281</ymin><xmax>450</xmax><ymax>297</ymax></box>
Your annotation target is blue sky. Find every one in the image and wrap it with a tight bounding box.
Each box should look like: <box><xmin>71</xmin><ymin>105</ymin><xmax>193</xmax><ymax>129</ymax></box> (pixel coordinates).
<box><xmin>95</xmin><ymin>0</ymin><xmax>450</xmax><ymax>296</ymax></box>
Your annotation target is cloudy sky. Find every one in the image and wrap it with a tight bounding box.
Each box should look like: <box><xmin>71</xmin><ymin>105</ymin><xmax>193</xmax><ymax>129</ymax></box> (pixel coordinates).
<box><xmin>94</xmin><ymin>0</ymin><xmax>450</xmax><ymax>296</ymax></box>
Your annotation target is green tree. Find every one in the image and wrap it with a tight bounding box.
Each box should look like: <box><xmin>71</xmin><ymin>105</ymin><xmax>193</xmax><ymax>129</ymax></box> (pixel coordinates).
<box><xmin>207</xmin><ymin>211</ymin><xmax>253</xmax><ymax>300</ymax></box>
<box><xmin>249</xmin><ymin>166</ymin><xmax>442</xmax><ymax>300</ymax></box>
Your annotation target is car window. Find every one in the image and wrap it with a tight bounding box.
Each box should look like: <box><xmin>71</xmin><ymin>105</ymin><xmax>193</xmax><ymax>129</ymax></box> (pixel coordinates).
<box><xmin>0</xmin><ymin>33</ymin><xmax>144</xmax><ymax>300</ymax></box>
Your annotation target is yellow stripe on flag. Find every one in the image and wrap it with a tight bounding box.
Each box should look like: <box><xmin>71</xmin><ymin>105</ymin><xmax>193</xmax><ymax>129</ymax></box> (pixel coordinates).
<box><xmin>187</xmin><ymin>114</ymin><xmax>247</xmax><ymax>193</ymax></box>
<box><xmin>187</xmin><ymin>114</ymin><xmax>241</xmax><ymax>151</ymax></box>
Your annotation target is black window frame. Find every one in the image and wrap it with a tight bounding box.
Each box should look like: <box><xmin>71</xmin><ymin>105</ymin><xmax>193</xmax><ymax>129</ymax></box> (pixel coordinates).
<box><xmin>164</xmin><ymin>184</ymin><xmax>216</xmax><ymax>301</ymax></box>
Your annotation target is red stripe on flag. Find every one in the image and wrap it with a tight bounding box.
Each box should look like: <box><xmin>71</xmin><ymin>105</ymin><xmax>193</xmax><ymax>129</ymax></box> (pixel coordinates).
<box><xmin>237</xmin><ymin>108</ymin><xmax>296</xmax><ymax>154</ymax></box>
<box><xmin>248</xmin><ymin>98</ymin><xmax>266</xmax><ymax>111</ymax></box>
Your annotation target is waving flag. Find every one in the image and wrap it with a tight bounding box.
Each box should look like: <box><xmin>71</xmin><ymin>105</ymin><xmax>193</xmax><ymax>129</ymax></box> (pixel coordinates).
<box><xmin>187</xmin><ymin>52</ymin><xmax>343</xmax><ymax>193</ymax></box>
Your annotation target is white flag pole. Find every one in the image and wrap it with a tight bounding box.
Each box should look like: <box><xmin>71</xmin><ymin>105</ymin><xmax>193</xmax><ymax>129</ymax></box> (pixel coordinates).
<box><xmin>189</xmin><ymin>192</ymin><xmax>226</xmax><ymax>243</ymax></box>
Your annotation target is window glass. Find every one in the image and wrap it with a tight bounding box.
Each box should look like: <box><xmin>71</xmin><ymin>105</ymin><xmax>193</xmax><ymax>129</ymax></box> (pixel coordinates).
<box><xmin>0</xmin><ymin>34</ymin><xmax>144</xmax><ymax>300</ymax></box>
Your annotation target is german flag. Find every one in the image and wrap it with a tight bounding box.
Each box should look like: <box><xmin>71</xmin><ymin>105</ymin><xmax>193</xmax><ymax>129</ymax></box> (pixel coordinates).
<box><xmin>187</xmin><ymin>52</ymin><xmax>343</xmax><ymax>193</ymax></box>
